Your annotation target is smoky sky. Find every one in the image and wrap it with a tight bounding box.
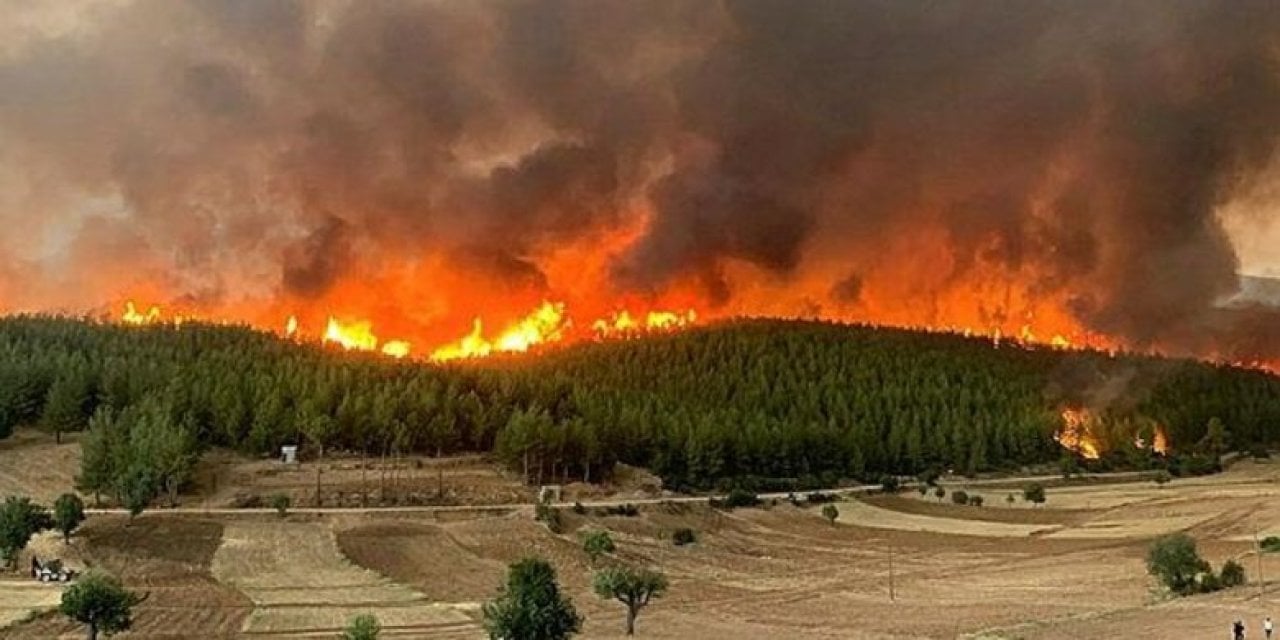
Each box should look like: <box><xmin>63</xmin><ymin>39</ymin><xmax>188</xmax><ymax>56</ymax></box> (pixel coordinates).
<box><xmin>0</xmin><ymin>0</ymin><xmax>1279</xmax><ymax>357</ymax></box>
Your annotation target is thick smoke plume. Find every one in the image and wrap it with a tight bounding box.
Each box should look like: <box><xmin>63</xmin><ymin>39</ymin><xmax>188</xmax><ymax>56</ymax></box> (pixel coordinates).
<box><xmin>0</xmin><ymin>0</ymin><xmax>1278</xmax><ymax>359</ymax></box>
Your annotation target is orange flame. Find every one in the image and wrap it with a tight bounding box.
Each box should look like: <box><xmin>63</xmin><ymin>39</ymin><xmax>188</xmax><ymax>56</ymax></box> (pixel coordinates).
<box><xmin>285</xmin><ymin>315</ymin><xmax>298</xmax><ymax>338</ymax></box>
<box><xmin>1055</xmin><ymin>408</ymin><xmax>1102</xmax><ymax>460</ymax></box>
<box><xmin>592</xmin><ymin>308</ymin><xmax>698</xmax><ymax>338</ymax></box>
<box><xmin>432</xmin><ymin>301</ymin><xmax>570</xmax><ymax>362</ymax></box>
<box><xmin>380</xmin><ymin>340</ymin><xmax>411</xmax><ymax>359</ymax></box>
<box><xmin>121</xmin><ymin>300</ymin><xmax>162</xmax><ymax>325</ymax></box>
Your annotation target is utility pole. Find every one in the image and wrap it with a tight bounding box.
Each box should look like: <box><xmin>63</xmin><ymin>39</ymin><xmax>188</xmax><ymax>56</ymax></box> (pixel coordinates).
<box><xmin>890</xmin><ymin>537</ymin><xmax>901</xmax><ymax>601</ymax></box>
<box><xmin>315</xmin><ymin>467</ymin><xmax>322</xmax><ymax>508</ymax></box>
<box><xmin>1257</xmin><ymin>527</ymin><xmax>1266</xmax><ymax>601</ymax></box>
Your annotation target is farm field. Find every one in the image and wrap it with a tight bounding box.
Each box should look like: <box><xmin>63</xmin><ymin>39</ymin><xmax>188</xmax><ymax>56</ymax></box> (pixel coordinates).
<box><xmin>4</xmin><ymin>434</ymin><xmax>1280</xmax><ymax>638</ymax></box>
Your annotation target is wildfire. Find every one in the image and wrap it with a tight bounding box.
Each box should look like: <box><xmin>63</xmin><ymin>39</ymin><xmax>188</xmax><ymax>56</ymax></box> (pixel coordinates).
<box><xmin>1134</xmin><ymin>424</ymin><xmax>1171</xmax><ymax>455</ymax></box>
<box><xmin>592</xmin><ymin>309</ymin><xmax>698</xmax><ymax>338</ymax></box>
<box><xmin>121</xmin><ymin>301</ymin><xmax>162</xmax><ymax>325</ymax></box>
<box><xmin>285</xmin><ymin>315</ymin><xmax>298</xmax><ymax>338</ymax></box>
<box><xmin>1055</xmin><ymin>408</ymin><xmax>1102</xmax><ymax>460</ymax></box>
<box><xmin>380</xmin><ymin>340</ymin><xmax>412</xmax><ymax>358</ymax></box>
<box><xmin>431</xmin><ymin>301</ymin><xmax>570</xmax><ymax>362</ymax></box>
<box><xmin>322</xmin><ymin>316</ymin><xmax>412</xmax><ymax>358</ymax></box>
<box><xmin>430</xmin><ymin>318</ymin><xmax>492</xmax><ymax>361</ymax></box>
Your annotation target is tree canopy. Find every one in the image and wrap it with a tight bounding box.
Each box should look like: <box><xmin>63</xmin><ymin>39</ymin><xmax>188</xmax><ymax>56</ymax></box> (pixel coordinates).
<box><xmin>0</xmin><ymin>316</ymin><xmax>1275</xmax><ymax>494</ymax></box>
<box><xmin>593</xmin><ymin>565</ymin><xmax>669</xmax><ymax>636</ymax></box>
<box><xmin>59</xmin><ymin>570</ymin><xmax>144</xmax><ymax>640</ymax></box>
<box><xmin>483</xmin><ymin>557</ymin><xmax>581</xmax><ymax>640</ymax></box>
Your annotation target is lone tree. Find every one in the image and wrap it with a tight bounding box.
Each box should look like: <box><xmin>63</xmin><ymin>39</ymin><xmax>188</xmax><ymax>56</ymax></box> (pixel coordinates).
<box><xmin>821</xmin><ymin>504</ymin><xmax>839</xmax><ymax>525</ymax></box>
<box><xmin>1022</xmin><ymin>483</ymin><xmax>1046</xmax><ymax>506</ymax></box>
<box><xmin>342</xmin><ymin>613</ymin><xmax>381</xmax><ymax>640</ymax></box>
<box><xmin>53</xmin><ymin>493</ymin><xmax>86</xmax><ymax>544</ymax></box>
<box><xmin>483</xmin><ymin>557</ymin><xmax>581</xmax><ymax>640</ymax></box>
<box><xmin>593</xmin><ymin>566</ymin><xmax>669</xmax><ymax>636</ymax></box>
<box><xmin>582</xmin><ymin>530</ymin><xmax>616</xmax><ymax>565</ymax></box>
<box><xmin>0</xmin><ymin>496</ymin><xmax>52</xmax><ymax>569</ymax></box>
<box><xmin>1146</xmin><ymin>533</ymin><xmax>1210</xmax><ymax>596</ymax></box>
<box><xmin>59</xmin><ymin>570</ymin><xmax>144</xmax><ymax>640</ymax></box>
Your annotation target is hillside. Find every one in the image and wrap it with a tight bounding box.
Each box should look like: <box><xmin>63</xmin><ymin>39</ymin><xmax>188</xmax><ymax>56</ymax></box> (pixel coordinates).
<box><xmin>0</xmin><ymin>316</ymin><xmax>1277</xmax><ymax>500</ymax></box>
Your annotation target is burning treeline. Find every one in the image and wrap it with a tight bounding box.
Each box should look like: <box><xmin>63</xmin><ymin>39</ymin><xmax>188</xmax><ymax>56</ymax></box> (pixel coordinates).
<box><xmin>2</xmin><ymin>1</ymin><xmax>1280</xmax><ymax>366</ymax></box>
<box><xmin>1054</xmin><ymin>408</ymin><xmax>1170</xmax><ymax>460</ymax></box>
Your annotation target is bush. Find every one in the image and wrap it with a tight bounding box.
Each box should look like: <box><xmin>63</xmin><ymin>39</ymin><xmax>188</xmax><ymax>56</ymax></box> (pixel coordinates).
<box><xmin>1250</xmin><ymin>445</ymin><xmax>1271</xmax><ymax>460</ymax></box>
<box><xmin>805</xmin><ymin>492</ymin><xmax>836</xmax><ymax>504</ymax></box>
<box><xmin>1152</xmin><ymin>470</ymin><xmax>1172</xmax><ymax>487</ymax></box>
<box><xmin>712</xmin><ymin>489</ymin><xmax>760</xmax><ymax>510</ymax></box>
<box><xmin>968</xmin><ymin>495</ymin><xmax>984</xmax><ymax>507</ymax></box>
<box><xmin>342</xmin><ymin>613</ymin><xmax>381</xmax><ymax>640</ymax></box>
<box><xmin>599</xmin><ymin>503</ymin><xmax>640</xmax><ymax>517</ymax></box>
<box><xmin>879</xmin><ymin>475</ymin><xmax>900</xmax><ymax>494</ymax></box>
<box><xmin>672</xmin><ymin>527</ymin><xmax>697</xmax><ymax>546</ymax></box>
<box><xmin>572</xmin><ymin>502</ymin><xmax>587</xmax><ymax>515</ymax></box>
<box><xmin>821</xmin><ymin>504</ymin><xmax>839</xmax><ymax>525</ymax></box>
<box><xmin>1023</xmin><ymin>483</ymin><xmax>1046</xmax><ymax>505</ymax></box>
<box><xmin>270</xmin><ymin>493</ymin><xmax>291</xmax><ymax>518</ymax></box>
<box><xmin>1005</xmin><ymin>493</ymin><xmax>1016</xmax><ymax>505</ymax></box>
<box><xmin>536</xmin><ymin>503</ymin><xmax>565</xmax><ymax>534</ymax></box>
<box><xmin>1220</xmin><ymin>559</ymin><xmax>1247</xmax><ymax>588</ymax></box>
<box><xmin>1146</xmin><ymin>533</ymin><xmax>1210</xmax><ymax>596</ymax></box>
<box><xmin>934</xmin><ymin>487</ymin><xmax>946</xmax><ymax>501</ymax></box>
<box><xmin>581</xmin><ymin>530</ymin><xmax>616</xmax><ymax>563</ymax></box>
<box><xmin>1261</xmin><ymin>536</ymin><xmax>1280</xmax><ymax>554</ymax></box>
<box><xmin>951</xmin><ymin>490</ymin><xmax>969</xmax><ymax>505</ymax></box>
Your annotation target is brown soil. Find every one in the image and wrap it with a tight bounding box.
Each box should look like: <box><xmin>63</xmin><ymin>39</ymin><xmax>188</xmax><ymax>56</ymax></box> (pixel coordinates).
<box><xmin>0</xmin><ymin>516</ymin><xmax>251</xmax><ymax>639</ymax></box>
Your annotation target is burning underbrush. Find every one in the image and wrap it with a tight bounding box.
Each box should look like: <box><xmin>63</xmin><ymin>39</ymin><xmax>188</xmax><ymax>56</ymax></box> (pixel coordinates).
<box><xmin>1054</xmin><ymin>408</ymin><xmax>1170</xmax><ymax>460</ymax></box>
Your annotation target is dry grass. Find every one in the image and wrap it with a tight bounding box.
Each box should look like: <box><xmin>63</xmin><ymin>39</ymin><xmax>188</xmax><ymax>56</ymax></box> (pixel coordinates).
<box><xmin>0</xmin><ymin>429</ymin><xmax>81</xmax><ymax>503</ymax></box>
<box><xmin>212</xmin><ymin>520</ymin><xmax>475</xmax><ymax>635</ymax></box>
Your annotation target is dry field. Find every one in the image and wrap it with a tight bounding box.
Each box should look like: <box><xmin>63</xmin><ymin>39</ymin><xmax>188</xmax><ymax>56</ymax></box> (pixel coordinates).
<box><xmin>0</xmin><ymin>429</ymin><xmax>81</xmax><ymax>503</ymax></box>
<box><xmin>7</xmin><ymin>429</ymin><xmax>1280</xmax><ymax>638</ymax></box>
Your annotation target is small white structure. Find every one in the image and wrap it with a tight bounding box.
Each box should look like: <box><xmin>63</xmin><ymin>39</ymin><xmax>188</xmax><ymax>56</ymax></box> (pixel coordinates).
<box><xmin>280</xmin><ymin>445</ymin><xmax>299</xmax><ymax>465</ymax></box>
<box><xmin>538</xmin><ymin>485</ymin><xmax>563</xmax><ymax>504</ymax></box>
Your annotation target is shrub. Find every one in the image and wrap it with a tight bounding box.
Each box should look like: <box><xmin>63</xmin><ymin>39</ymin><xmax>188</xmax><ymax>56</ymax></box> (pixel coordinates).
<box><xmin>934</xmin><ymin>487</ymin><xmax>946</xmax><ymax>501</ymax></box>
<box><xmin>712</xmin><ymin>489</ymin><xmax>760</xmax><ymax>510</ymax></box>
<box><xmin>270</xmin><ymin>493</ymin><xmax>291</xmax><ymax>518</ymax></box>
<box><xmin>879</xmin><ymin>475</ymin><xmax>900</xmax><ymax>494</ymax></box>
<box><xmin>821</xmin><ymin>504</ymin><xmax>839</xmax><ymax>525</ymax></box>
<box><xmin>1250</xmin><ymin>445</ymin><xmax>1271</xmax><ymax>460</ymax></box>
<box><xmin>572</xmin><ymin>502</ymin><xmax>587</xmax><ymax>515</ymax></box>
<box><xmin>599</xmin><ymin>504</ymin><xmax>640</xmax><ymax>517</ymax></box>
<box><xmin>805</xmin><ymin>492</ymin><xmax>836</xmax><ymax>504</ymax></box>
<box><xmin>968</xmin><ymin>495</ymin><xmax>984</xmax><ymax>507</ymax></box>
<box><xmin>1153</xmin><ymin>471</ymin><xmax>1172</xmax><ymax>487</ymax></box>
<box><xmin>951</xmin><ymin>490</ymin><xmax>969</xmax><ymax>506</ymax></box>
<box><xmin>1261</xmin><ymin>536</ymin><xmax>1280</xmax><ymax>554</ymax></box>
<box><xmin>1146</xmin><ymin>533</ymin><xmax>1210</xmax><ymax>596</ymax></box>
<box><xmin>582</xmin><ymin>530</ymin><xmax>616</xmax><ymax>564</ymax></box>
<box><xmin>536</xmin><ymin>503</ymin><xmax>565</xmax><ymax>534</ymax></box>
<box><xmin>1023</xmin><ymin>483</ymin><xmax>1046</xmax><ymax>505</ymax></box>
<box><xmin>1220</xmin><ymin>559</ymin><xmax>1247</xmax><ymax>588</ymax></box>
<box><xmin>1005</xmin><ymin>493</ymin><xmax>1016</xmax><ymax>505</ymax></box>
<box><xmin>672</xmin><ymin>528</ymin><xmax>697</xmax><ymax>546</ymax></box>
<box><xmin>342</xmin><ymin>613</ymin><xmax>381</xmax><ymax>640</ymax></box>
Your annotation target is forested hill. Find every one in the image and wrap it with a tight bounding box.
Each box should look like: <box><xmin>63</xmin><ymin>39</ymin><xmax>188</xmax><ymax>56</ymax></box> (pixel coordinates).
<box><xmin>0</xmin><ymin>316</ymin><xmax>1277</xmax><ymax>497</ymax></box>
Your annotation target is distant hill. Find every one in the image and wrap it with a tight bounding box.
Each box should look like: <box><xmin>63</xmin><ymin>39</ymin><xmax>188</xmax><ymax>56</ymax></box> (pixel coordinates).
<box><xmin>0</xmin><ymin>315</ymin><xmax>1277</xmax><ymax>493</ymax></box>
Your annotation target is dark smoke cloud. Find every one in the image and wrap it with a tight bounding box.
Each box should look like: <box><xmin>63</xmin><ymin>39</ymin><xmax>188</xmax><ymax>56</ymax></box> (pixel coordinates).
<box><xmin>0</xmin><ymin>0</ymin><xmax>1278</xmax><ymax>358</ymax></box>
